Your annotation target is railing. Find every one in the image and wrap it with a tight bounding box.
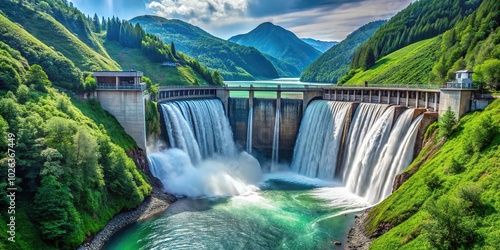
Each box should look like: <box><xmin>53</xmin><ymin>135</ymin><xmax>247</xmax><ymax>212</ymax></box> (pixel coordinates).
<box><xmin>333</xmin><ymin>84</ymin><xmax>444</xmax><ymax>89</ymax></box>
<box><xmin>97</xmin><ymin>83</ymin><xmax>147</xmax><ymax>90</ymax></box>
<box><xmin>445</xmin><ymin>82</ymin><xmax>474</xmax><ymax>89</ymax></box>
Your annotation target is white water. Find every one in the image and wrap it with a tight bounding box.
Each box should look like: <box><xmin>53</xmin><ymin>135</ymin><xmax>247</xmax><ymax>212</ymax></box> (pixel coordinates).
<box><xmin>341</xmin><ymin>106</ymin><xmax>396</xmax><ymax>199</ymax></box>
<box><xmin>338</xmin><ymin>103</ymin><xmax>390</xmax><ymax>179</ymax></box>
<box><xmin>151</xmin><ymin>99</ymin><xmax>262</xmax><ymax>197</ymax></box>
<box><xmin>271</xmin><ymin>106</ymin><xmax>280</xmax><ymax>167</ymax></box>
<box><xmin>246</xmin><ymin>107</ymin><xmax>253</xmax><ymax>154</ymax></box>
<box><xmin>292</xmin><ymin>100</ymin><xmax>423</xmax><ymax>204</ymax></box>
<box><xmin>291</xmin><ymin>101</ymin><xmax>351</xmax><ymax>180</ymax></box>
<box><xmin>364</xmin><ymin>112</ymin><xmax>423</xmax><ymax>203</ymax></box>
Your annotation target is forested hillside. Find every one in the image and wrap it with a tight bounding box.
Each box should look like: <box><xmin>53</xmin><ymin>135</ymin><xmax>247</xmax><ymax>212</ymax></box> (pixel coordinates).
<box><xmin>351</xmin><ymin>0</ymin><xmax>481</xmax><ymax>70</ymax></box>
<box><xmin>131</xmin><ymin>15</ymin><xmax>280</xmax><ymax>80</ymax></box>
<box><xmin>0</xmin><ymin>0</ymin><xmax>223</xmax><ymax>249</ymax></box>
<box><xmin>229</xmin><ymin>22</ymin><xmax>322</xmax><ymax>74</ymax></box>
<box><xmin>104</xmin><ymin>17</ymin><xmax>223</xmax><ymax>85</ymax></box>
<box><xmin>343</xmin><ymin>0</ymin><xmax>500</xmax><ymax>88</ymax></box>
<box><xmin>300</xmin><ymin>20</ymin><xmax>385</xmax><ymax>83</ymax></box>
<box><xmin>0</xmin><ymin>40</ymin><xmax>151</xmax><ymax>250</ymax></box>
<box><xmin>365</xmin><ymin>99</ymin><xmax>500</xmax><ymax>249</ymax></box>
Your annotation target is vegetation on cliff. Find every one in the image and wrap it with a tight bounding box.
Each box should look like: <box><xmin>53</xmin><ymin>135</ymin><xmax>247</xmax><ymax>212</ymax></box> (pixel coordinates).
<box><xmin>300</xmin><ymin>20</ymin><xmax>386</xmax><ymax>83</ymax></box>
<box><xmin>365</xmin><ymin>99</ymin><xmax>500</xmax><ymax>249</ymax></box>
<box><xmin>0</xmin><ymin>49</ymin><xmax>151</xmax><ymax>249</ymax></box>
<box><xmin>351</xmin><ymin>0</ymin><xmax>481</xmax><ymax>71</ymax></box>
<box><xmin>343</xmin><ymin>0</ymin><xmax>500</xmax><ymax>90</ymax></box>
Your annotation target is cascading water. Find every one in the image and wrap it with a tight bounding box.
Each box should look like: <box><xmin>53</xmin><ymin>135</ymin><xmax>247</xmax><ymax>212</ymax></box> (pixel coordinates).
<box><xmin>292</xmin><ymin>100</ymin><xmax>423</xmax><ymax>204</ymax></box>
<box><xmin>291</xmin><ymin>101</ymin><xmax>351</xmax><ymax>180</ymax></box>
<box><xmin>337</xmin><ymin>103</ymin><xmax>390</xmax><ymax>179</ymax></box>
<box><xmin>246</xmin><ymin>107</ymin><xmax>253</xmax><ymax>154</ymax></box>
<box><xmin>149</xmin><ymin>99</ymin><xmax>262</xmax><ymax>197</ymax></box>
<box><xmin>271</xmin><ymin>106</ymin><xmax>280</xmax><ymax>167</ymax></box>
<box><xmin>364</xmin><ymin>111</ymin><xmax>423</xmax><ymax>203</ymax></box>
<box><xmin>341</xmin><ymin>106</ymin><xmax>396</xmax><ymax>198</ymax></box>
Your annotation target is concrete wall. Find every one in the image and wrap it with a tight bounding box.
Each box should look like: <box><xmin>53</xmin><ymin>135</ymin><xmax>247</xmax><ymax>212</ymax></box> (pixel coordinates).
<box><xmin>228</xmin><ymin>98</ymin><xmax>303</xmax><ymax>164</ymax></box>
<box><xmin>439</xmin><ymin>89</ymin><xmax>473</xmax><ymax>117</ymax></box>
<box><xmin>96</xmin><ymin>90</ymin><xmax>146</xmax><ymax>151</ymax></box>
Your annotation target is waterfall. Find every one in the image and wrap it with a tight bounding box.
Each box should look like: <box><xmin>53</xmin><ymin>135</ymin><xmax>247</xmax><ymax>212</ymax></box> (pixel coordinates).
<box><xmin>337</xmin><ymin>103</ymin><xmax>390</xmax><ymax>180</ymax></box>
<box><xmin>271</xmin><ymin>106</ymin><xmax>280</xmax><ymax>167</ymax></box>
<box><xmin>341</xmin><ymin>106</ymin><xmax>396</xmax><ymax>198</ymax></box>
<box><xmin>150</xmin><ymin>99</ymin><xmax>262</xmax><ymax>197</ymax></box>
<box><xmin>165</xmin><ymin>99</ymin><xmax>237</xmax><ymax>158</ymax></box>
<box><xmin>291</xmin><ymin>101</ymin><xmax>351</xmax><ymax>180</ymax></box>
<box><xmin>246</xmin><ymin>107</ymin><xmax>253</xmax><ymax>154</ymax></box>
<box><xmin>364</xmin><ymin>111</ymin><xmax>423</xmax><ymax>203</ymax></box>
<box><xmin>292</xmin><ymin>100</ymin><xmax>423</xmax><ymax>205</ymax></box>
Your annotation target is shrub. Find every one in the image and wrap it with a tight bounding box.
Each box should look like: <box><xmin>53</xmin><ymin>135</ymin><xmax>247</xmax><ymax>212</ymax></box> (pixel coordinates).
<box><xmin>446</xmin><ymin>157</ymin><xmax>464</xmax><ymax>175</ymax></box>
<box><xmin>425</xmin><ymin>173</ymin><xmax>441</xmax><ymax>191</ymax></box>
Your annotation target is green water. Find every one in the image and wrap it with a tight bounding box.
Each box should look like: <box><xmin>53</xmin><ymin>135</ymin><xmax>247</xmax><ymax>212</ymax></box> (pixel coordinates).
<box><xmin>104</xmin><ymin>174</ymin><xmax>368</xmax><ymax>250</ymax></box>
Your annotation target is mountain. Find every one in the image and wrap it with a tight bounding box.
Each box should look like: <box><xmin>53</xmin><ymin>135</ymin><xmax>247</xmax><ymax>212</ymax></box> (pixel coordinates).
<box><xmin>300</xmin><ymin>20</ymin><xmax>386</xmax><ymax>83</ymax></box>
<box><xmin>229</xmin><ymin>22</ymin><xmax>322</xmax><ymax>73</ymax></box>
<box><xmin>351</xmin><ymin>0</ymin><xmax>481</xmax><ymax>70</ymax></box>
<box><xmin>343</xmin><ymin>0</ymin><xmax>500</xmax><ymax>87</ymax></box>
<box><xmin>300</xmin><ymin>38</ymin><xmax>338</xmax><ymax>53</ymax></box>
<box><xmin>130</xmin><ymin>15</ymin><xmax>279</xmax><ymax>80</ymax></box>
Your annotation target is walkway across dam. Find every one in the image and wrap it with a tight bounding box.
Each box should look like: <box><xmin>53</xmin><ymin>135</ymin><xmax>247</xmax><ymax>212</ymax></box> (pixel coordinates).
<box><xmin>154</xmin><ymin>85</ymin><xmax>452</xmax><ymax>114</ymax></box>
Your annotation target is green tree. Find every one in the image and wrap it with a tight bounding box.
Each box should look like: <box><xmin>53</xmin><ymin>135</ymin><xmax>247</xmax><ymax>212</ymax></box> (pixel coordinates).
<box><xmin>92</xmin><ymin>13</ymin><xmax>101</xmax><ymax>32</ymax></box>
<box><xmin>16</xmin><ymin>84</ymin><xmax>29</xmax><ymax>104</ymax></box>
<box><xmin>40</xmin><ymin>148</ymin><xmax>64</xmax><ymax>177</ymax></box>
<box><xmin>423</xmin><ymin>195</ymin><xmax>480</xmax><ymax>250</ymax></box>
<box><xmin>439</xmin><ymin>107</ymin><xmax>457</xmax><ymax>139</ymax></box>
<box><xmin>477</xmin><ymin>59</ymin><xmax>500</xmax><ymax>90</ymax></box>
<box><xmin>0</xmin><ymin>61</ymin><xmax>22</xmax><ymax>91</ymax></box>
<box><xmin>171</xmin><ymin>41</ymin><xmax>176</xmax><ymax>57</ymax></box>
<box><xmin>34</xmin><ymin>175</ymin><xmax>80</xmax><ymax>248</ymax></box>
<box><xmin>26</xmin><ymin>64</ymin><xmax>51</xmax><ymax>92</ymax></box>
<box><xmin>211</xmin><ymin>70</ymin><xmax>224</xmax><ymax>86</ymax></box>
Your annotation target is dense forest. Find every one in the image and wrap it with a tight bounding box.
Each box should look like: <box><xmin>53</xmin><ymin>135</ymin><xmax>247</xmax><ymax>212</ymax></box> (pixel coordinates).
<box><xmin>0</xmin><ymin>41</ymin><xmax>151</xmax><ymax>249</ymax></box>
<box><xmin>351</xmin><ymin>0</ymin><xmax>481</xmax><ymax>71</ymax></box>
<box><xmin>0</xmin><ymin>0</ymin><xmax>227</xmax><ymax>249</ymax></box>
<box><xmin>300</xmin><ymin>20</ymin><xmax>386</xmax><ymax>83</ymax></box>
<box><xmin>342</xmin><ymin>0</ymin><xmax>500</xmax><ymax>88</ymax></box>
<box><xmin>105</xmin><ymin>17</ymin><xmax>224</xmax><ymax>85</ymax></box>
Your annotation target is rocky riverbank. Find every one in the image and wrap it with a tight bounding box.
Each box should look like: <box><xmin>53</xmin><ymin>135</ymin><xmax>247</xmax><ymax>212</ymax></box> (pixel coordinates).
<box><xmin>346</xmin><ymin>209</ymin><xmax>373</xmax><ymax>249</ymax></box>
<box><xmin>77</xmin><ymin>187</ymin><xmax>176</xmax><ymax>250</ymax></box>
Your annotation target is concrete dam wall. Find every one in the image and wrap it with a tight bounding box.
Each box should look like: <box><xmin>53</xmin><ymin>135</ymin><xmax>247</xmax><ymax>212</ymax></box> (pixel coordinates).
<box><xmin>228</xmin><ymin>98</ymin><xmax>303</xmax><ymax>164</ymax></box>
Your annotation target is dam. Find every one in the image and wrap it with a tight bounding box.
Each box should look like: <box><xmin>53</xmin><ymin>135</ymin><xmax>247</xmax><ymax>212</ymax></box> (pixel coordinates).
<box><xmin>103</xmin><ymin>77</ymin><xmax>489</xmax><ymax>250</ymax></box>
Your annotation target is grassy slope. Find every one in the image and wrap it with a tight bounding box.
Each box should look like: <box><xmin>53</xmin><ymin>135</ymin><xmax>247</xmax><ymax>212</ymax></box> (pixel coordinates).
<box><xmin>366</xmin><ymin>99</ymin><xmax>500</xmax><ymax>249</ymax></box>
<box><xmin>345</xmin><ymin>37</ymin><xmax>440</xmax><ymax>85</ymax></box>
<box><xmin>102</xmin><ymin>39</ymin><xmax>209</xmax><ymax>86</ymax></box>
<box><xmin>0</xmin><ymin>0</ymin><xmax>119</xmax><ymax>71</ymax></box>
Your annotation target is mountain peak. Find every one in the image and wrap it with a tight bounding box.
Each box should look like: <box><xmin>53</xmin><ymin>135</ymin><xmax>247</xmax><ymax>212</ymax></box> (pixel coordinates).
<box><xmin>228</xmin><ymin>23</ymin><xmax>321</xmax><ymax>72</ymax></box>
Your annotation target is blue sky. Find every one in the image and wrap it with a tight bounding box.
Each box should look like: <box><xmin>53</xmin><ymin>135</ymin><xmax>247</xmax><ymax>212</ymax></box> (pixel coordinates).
<box><xmin>70</xmin><ymin>0</ymin><xmax>414</xmax><ymax>41</ymax></box>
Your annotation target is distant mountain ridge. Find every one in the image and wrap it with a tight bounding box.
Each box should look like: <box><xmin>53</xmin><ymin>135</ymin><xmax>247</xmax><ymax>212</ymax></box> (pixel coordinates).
<box><xmin>300</xmin><ymin>38</ymin><xmax>338</xmax><ymax>53</ymax></box>
<box><xmin>300</xmin><ymin>20</ymin><xmax>386</xmax><ymax>83</ymax></box>
<box><xmin>130</xmin><ymin>15</ymin><xmax>279</xmax><ymax>80</ymax></box>
<box><xmin>229</xmin><ymin>22</ymin><xmax>322</xmax><ymax>74</ymax></box>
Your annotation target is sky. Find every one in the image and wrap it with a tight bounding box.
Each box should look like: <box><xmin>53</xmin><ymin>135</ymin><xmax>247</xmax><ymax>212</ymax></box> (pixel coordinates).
<box><xmin>70</xmin><ymin>0</ymin><xmax>414</xmax><ymax>41</ymax></box>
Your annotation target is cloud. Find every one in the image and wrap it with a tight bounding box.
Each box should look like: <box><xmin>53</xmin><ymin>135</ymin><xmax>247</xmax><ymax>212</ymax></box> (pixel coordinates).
<box><xmin>145</xmin><ymin>0</ymin><xmax>414</xmax><ymax>41</ymax></box>
<box><xmin>147</xmin><ymin>0</ymin><xmax>249</xmax><ymax>23</ymax></box>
